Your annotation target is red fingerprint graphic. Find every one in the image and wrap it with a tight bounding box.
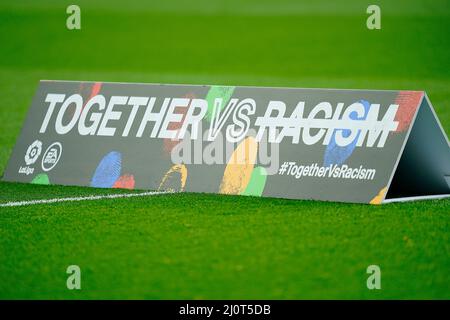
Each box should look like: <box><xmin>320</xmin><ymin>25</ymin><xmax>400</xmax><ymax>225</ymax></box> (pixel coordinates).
<box><xmin>394</xmin><ymin>91</ymin><xmax>423</xmax><ymax>132</ymax></box>
<box><xmin>89</xmin><ymin>82</ymin><xmax>102</xmax><ymax>99</ymax></box>
<box><xmin>113</xmin><ymin>174</ymin><xmax>135</xmax><ymax>189</ymax></box>
<box><xmin>163</xmin><ymin>93</ymin><xmax>196</xmax><ymax>155</ymax></box>
<box><xmin>79</xmin><ymin>82</ymin><xmax>103</xmax><ymax>111</ymax></box>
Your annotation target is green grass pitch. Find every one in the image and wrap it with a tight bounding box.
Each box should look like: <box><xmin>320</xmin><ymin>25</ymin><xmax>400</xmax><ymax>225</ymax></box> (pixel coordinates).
<box><xmin>0</xmin><ymin>0</ymin><xmax>449</xmax><ymax>299</ymax></box>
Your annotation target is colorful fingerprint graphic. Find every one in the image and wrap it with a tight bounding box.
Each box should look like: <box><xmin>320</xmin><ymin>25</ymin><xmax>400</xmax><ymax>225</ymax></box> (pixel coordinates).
<box><xmin>219</xmin><ymin>136</ymin><xmax>261</xmax><ymax>195</ymax></box>
<box><xmin>205</xmin><ymin>86</ymin><xmax>235</xmax><ymax>122</ymax></box>
<box><xmin>31</xmin><ymin>173</ymin><xmax>50</xmax><ymax>185</ymax></box>
<box><xmin>91</xmin><ymin>151</ymin><xmax>122</xmax><ymax>188</ymax></box>
<box><xmin>323</xmin><ymin>100</ymin><xmax>371</xmax><ymax>166</ymax></box>
<box><xmin>163</xmin><ymin>93</ymin><xmax>195</xmax><ymax>155</ymax></box>
<box><xmin>113</xmin><ymin>174</ymin><xmax>135</xmax><ymax>189</ymax></box>
<box><xmin>370</xmin><ymin>187</ymin><xmax>388</xmax><ymax>205</ymax></box>
<box><xmin>79</xmin><ymin>82</ymin><xmax>103</xmax><ymax>111</ymax></box>
<box><xmin>158</xmin><ymin>164</ymin><xmax>188</xmax><ymax>192</ymax></box>
<box><xmin>394</xmin><ymin>91</ymin><xmax>423</xmax><ymax>132</ymax></box>
<box><xmin>240</xmin><ymin>166</ymin><xmax>267</xmax><ymax>197</ymax></box>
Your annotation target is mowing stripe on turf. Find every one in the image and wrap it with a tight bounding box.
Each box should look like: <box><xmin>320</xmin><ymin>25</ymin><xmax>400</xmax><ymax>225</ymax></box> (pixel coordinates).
<box><xmin>0</xmin><ymin>191</ymin><xmax>169</xmax><ymax>208</ymax></box>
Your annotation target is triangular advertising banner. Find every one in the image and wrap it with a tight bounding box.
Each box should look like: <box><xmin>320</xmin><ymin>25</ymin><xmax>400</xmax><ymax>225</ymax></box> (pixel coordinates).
<box><xmin>3</xmin><ymin>81</ymin><xmax>449</xmax><ymax>204</ymax></box>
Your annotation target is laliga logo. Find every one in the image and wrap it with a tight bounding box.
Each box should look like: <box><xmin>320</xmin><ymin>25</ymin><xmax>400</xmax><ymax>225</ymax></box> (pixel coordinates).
<box><xmin>24</xmin><ymin>140</ymin><xmax>42</xmax><ymax>165</ymax></box>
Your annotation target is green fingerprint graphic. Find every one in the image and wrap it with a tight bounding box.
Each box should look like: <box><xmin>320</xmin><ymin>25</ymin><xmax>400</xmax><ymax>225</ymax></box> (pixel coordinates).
<box><xmin>31</xmin><ymin>173</ymin><xmax>50</xmax><ymax>185</ymax></box>
<box><xmin>240</xmin><ymin>166</ymin><xmax>267</xmax><ymax>197</ymax></box>
<box><xmin>205</xmin><ymin>86</ymin><xmax>235</xmax><ymax>121</ymax></box>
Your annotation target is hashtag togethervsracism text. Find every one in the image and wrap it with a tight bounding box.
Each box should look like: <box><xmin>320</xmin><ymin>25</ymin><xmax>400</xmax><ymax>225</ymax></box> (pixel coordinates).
<box><xmin>278</xmin><ymin>162</ymin><xmax>376</xmax><ymax>181</ymax></box>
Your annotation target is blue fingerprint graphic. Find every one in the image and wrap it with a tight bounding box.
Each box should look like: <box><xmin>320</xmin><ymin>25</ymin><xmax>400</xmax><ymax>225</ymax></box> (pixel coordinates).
<box><xmin>90</xmin><ymin>151</ymin><xmax>122</xmax><ymax>188</ymax></box>
<box><xmin>323</xmin><ymin>100</ymin><xmax>370</xmax><ymax>166</ymax></box>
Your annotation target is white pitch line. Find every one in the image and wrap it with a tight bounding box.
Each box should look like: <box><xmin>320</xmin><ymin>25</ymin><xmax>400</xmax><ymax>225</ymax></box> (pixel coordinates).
<box><xmin>0</xmin><ymin>191</ymin><xmax>170</xmax><ymax>208</ymax></box>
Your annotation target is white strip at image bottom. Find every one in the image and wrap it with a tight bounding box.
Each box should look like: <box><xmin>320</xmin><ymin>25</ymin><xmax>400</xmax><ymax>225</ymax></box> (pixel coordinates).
<box><xmin>0</xmin><ymin>191</ymin><xmax>170</xmax><ymax>208</ymax></box>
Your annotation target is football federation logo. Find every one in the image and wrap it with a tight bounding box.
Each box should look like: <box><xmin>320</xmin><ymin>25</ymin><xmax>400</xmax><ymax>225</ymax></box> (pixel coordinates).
<box><xmin>24</xmin><ymin>140</ymin><xmax>42</xmax><ymax>165</ymax></box>
<box><xmin>41</xmin><ymin>142</ymin><xmax>62</xmax><ymax>172</ymax></box>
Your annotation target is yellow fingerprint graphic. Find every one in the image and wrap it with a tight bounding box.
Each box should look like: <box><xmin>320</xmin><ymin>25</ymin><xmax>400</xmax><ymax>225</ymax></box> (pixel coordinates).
<box><xmin>219</xmin><ymin>136</ymin><xmax>258</xmax><ymax>195</ymax></box>
<box><xmin>158</xmin><ymin>164</ymin><xmax>188</xmax><ymax>192</ymax></box>
<box><xmin>370</xmin><ymin>187</ymin><xmax>388</xmax><ymax>205</ymax></box>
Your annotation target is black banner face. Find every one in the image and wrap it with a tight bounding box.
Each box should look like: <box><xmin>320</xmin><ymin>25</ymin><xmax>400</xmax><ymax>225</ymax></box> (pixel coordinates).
<box><xmin>4</xmin><ymin>81</ymin><xmax>437</xmax><ymax>204</ymax></box>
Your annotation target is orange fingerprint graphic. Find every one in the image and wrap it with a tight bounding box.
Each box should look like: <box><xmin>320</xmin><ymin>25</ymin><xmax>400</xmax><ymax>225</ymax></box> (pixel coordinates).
<box><xmin>90</xmin><ymin>82</ymin><xmax>102</xmax><ymax>98</ymax></box>
<box><xmin>113</xmin><ymin>174</ymin><xmax>135</xmax><ymax>189</ymax></box>
<box><xmin>79</xmin><ymin>82</ymin><xmax>103</xmax><ymax>112</ymax></box>
<box><xmin>219</xmin><ymin>137</ymin><xmax>258</xmax><ymax>195</ymax></box>
<box><xmin>394</xmin><ymin>91</ymin><xmax>423</xmax><ymax>132</ymax></box>
<box><xmin>158</xmin><ymin>164</ymin><xmax>188</xmax><ymax>192</ymax></box>
<box><xmin>370</xmin><ymin>187</ymin><xmax>388</xmax><ymax>205</ymax></box>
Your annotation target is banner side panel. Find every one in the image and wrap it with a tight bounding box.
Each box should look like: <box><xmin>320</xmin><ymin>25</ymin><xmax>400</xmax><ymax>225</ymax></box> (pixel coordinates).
<box><xmin>385</xmin><ymin>97</ymin><xmax>450</xmax><ymax>200</ymax></box>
